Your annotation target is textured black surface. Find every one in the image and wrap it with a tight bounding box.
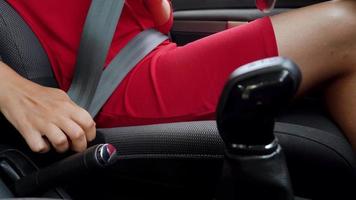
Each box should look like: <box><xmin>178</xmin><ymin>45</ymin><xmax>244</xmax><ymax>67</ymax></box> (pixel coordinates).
<box><xmin>99</xmin><ymin>121</ymin><xmax>223</xmax><ymax>159</ymax></box>
<box><xmin>98</xmin><ymin>119</ymin><xmax>354</xmax><ymax>166</ymax></box>
<box><xmin>97</xmin><ymin>117</ymin><xmax>356</xmax><ymax>199</ymax></box>
<box><xmin>0</xmin><ymin>1</ymin><xmax>57</xmax><ymax>87</ymax></box>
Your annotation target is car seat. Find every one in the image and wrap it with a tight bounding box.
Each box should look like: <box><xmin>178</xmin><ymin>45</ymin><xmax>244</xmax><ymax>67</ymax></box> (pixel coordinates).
<box><xmin>0</xmin><ymin>1</ymin><xmax>355</xmax><ymax>199</ymax></box>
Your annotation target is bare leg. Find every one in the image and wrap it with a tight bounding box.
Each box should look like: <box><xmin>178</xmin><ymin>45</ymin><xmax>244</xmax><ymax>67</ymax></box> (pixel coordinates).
<box><xmin>271</xmin><ymin>0</ymin><xmax>356</xmax><ymax>150</ymax></box>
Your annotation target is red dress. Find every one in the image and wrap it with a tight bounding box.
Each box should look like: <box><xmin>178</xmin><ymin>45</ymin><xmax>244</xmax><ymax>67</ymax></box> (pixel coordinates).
<box><xmin>6</xmin><ymin>0</ymin><xmax>278</xmax><ymax>127</ymax></box>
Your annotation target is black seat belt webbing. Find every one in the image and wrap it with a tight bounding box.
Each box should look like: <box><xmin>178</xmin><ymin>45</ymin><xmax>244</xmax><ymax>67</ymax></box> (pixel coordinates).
<box><xmin>67</xmin><ymin>0</ymin><xmax>124</xmax><ymax>110</ymax></box>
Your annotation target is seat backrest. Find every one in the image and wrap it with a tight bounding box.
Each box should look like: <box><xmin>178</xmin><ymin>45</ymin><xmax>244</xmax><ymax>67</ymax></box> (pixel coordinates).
<box><xmin>0</xmin><ymin>0</ymin><xmax>57</xmax><ymax>88</ymax></box>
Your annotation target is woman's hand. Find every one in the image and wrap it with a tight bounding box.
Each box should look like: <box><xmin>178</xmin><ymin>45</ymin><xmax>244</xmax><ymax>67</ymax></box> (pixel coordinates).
<box><xmin>144</xmin><ymin>0</ymin><xmax>171</xmax><ymax>26</ymax></box>
<box><xmin>0</xmin><ymin>62</ymin><xmax>96</xmax><ymax>153</ymax></box>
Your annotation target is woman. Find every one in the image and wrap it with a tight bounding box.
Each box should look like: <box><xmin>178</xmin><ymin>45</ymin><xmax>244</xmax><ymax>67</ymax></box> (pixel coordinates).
<box><xmin>0</xmin><ymin>0</ymin><xmax>355</xmax><ymax>153</ymax></box>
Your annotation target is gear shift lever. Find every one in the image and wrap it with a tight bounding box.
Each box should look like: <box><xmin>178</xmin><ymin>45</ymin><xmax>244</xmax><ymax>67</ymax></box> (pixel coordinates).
<box><xmin>216</xmin><ymin>57</ymin><xmax>301</xmax><ymax>200</ymax></box>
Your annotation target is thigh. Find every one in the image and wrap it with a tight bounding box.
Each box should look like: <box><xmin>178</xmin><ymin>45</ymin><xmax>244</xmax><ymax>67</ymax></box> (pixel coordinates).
<box><xmin>271</xmin><ymin>0</ymin><xmax>356</xmax><ymax>94</ymax></box>
<box><xmin>98</xmin><ymin>17</ymin><xmax>278</xmax><ymax>127</ymax></box>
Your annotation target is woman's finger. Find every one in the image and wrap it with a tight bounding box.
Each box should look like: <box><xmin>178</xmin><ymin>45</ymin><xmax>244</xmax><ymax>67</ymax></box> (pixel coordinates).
<box><xmin>20</xmin><ymin>127</ymin><xmax>50</xmax><ymax>153</ymax></box>
<box><xmin>70</xmin><ymin>106</ymin><xmax>96</xmax><ymax>142</ymax></box>
<box><xmin>57</xmin><ymin>117</ymin><xmax>87</xmax><ymax>152</ymax></box>
<box><xmin>42</xmin><ymin>124</ymin><xmax>70</xmax><ymax>153</ymax></box>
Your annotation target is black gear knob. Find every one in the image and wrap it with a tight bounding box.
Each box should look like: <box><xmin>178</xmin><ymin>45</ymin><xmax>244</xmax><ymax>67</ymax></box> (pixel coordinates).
<box><xmin>217</xmin><ymin>57</ymin><xmax>301</xmax><ymax>153</ymax></box>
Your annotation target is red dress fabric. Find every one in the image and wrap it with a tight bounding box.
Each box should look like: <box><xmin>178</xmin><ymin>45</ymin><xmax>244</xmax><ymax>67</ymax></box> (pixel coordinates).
<box><xmin>6</xmin><ymin>0</ymin><xmax>278</xmax><ymax>127</ymax></box>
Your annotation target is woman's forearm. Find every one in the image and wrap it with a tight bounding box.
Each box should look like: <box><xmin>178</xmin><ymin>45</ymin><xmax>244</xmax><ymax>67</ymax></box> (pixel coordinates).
<box><xmin>144</xmin><ymin>0</ymin><xmax>171</xmax><ymax>26</ymax></box>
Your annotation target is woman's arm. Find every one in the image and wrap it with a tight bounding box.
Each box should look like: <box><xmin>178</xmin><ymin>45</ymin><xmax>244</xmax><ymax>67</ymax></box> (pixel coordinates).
<box><xmin>144</xmin><ymin>0</ymin><xmax>172</xmax><ymax>26</ymax></box>
<box><xmin>0</xmin><ymin>61</ymin><xmax>95</xmax><ymax>153</ymax></box>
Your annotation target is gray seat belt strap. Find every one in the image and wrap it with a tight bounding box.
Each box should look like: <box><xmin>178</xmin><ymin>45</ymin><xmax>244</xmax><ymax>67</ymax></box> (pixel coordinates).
<box><xmin>88</xmin><ymin>29</ymin><xmax>168</xmax><ymax>117</ymax></box>
<box><xmin>67</xmin><ymin>0</ymin><xmax>124</xmax><ymax>110</ymax></box>
<box><xmin>68</xmin><ymin>0</ymin><xmax>169</xmax><ymax>117</ymax></box>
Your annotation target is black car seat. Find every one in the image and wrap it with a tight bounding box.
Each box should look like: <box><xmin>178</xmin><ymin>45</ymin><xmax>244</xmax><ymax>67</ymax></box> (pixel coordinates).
<box><xmin>0</xmin><ymin>1</ymin><xmax>355</xmax><ymax>199</ymax></box>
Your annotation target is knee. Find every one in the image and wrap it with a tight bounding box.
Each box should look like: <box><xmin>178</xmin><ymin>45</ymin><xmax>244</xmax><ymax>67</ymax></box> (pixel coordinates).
<box><xmin>325</xmin><ymin>1</ymin><xmax>356</xmax><ymax>73</ymax></box>
<box><xmin>327</xmin><ymin>1</ymin><xmax>356</xmax><ymax>27</ymax></box>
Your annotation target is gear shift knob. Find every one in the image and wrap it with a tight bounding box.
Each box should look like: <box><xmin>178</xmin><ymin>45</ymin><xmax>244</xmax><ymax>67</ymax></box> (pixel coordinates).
<box><xmin>217</xmin><ymin>57</ymin><xmax>301</xmax><ymax>153</ymax></box>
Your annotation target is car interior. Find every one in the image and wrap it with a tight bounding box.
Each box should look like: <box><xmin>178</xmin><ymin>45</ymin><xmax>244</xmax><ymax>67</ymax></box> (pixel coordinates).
<box><xmin>0</xmin><ymin>0</ymin><xmax>355</xmax><ymax>199</ymax></box>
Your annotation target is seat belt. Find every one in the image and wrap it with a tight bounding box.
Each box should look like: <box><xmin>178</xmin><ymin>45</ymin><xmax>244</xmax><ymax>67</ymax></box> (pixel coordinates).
<box><xmin>67</xmin><ymin>0</ymin><xmax>125</xmax><ymax>110</ymax></box>
<box><xmin>88</xmin><ymin>29</ymin><xmax>168</xmax><ymax>117</ymax></box>
<box><xmin>68</xmin><ymin>0</ymin><xmax>169</xmax><ymax>117</ymax></box>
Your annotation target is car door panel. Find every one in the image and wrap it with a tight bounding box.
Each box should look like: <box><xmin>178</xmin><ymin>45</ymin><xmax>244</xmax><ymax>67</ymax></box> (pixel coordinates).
<box><xmin>173</xmin><ymin>0</ymin><xmax>326</xmax><ymax>10</ymax></box>
<box><xmin>171</xmin><ymin>0</ymin><xmax>327</xmax><ymax>45</ymax></box>
<box><xmin>172</xmin><ymin>9</ymin><xmax>287</xmax><ymax>45</ymax></box>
